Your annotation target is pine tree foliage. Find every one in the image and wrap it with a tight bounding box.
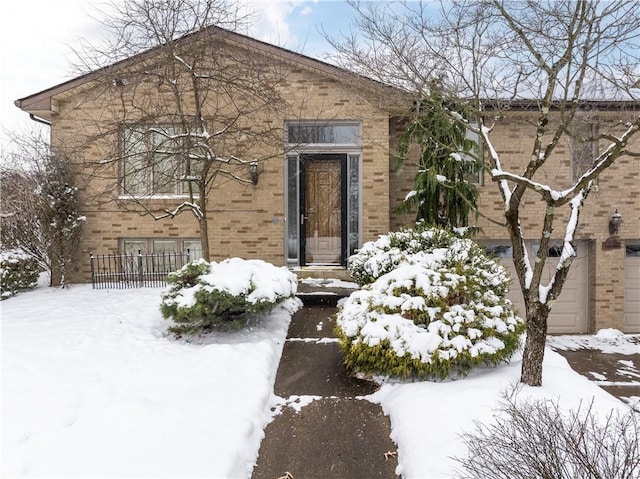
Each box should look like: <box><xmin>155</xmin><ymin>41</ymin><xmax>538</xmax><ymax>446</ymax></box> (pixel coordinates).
<box><xmin>0</xmin><ymin>250</ymin><xmax>41</xmax><ymax>299</ymax></box>
<box><xmin>37</xmin><ymin>154</ymin><xmax>85</xmax><ymax>286</ymax></box>
<box><xmin>1</xmin><ymin>134</ymin><xmax>83</xmax><ymax>287</ymax></box>
<box><xmin>395</xmin><ymin>84</ymin><xmax>481</xmax><ymax>229</ymax></box>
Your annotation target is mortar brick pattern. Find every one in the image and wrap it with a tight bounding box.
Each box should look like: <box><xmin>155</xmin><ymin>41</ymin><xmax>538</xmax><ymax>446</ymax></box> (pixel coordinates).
<box><xmin>42</xmin><ymin>38</ymin><xmax>639</xmax><ymax>332</ymax></box>
<box><xmin>52</xmin><ymin>50</ymin><xmax>393</xmax><ymax>284</ymax></box>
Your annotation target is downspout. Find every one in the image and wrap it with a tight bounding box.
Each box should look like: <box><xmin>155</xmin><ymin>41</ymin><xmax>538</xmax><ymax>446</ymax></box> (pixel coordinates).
<box><xmin>29</xmin><ymin>114</ymin><xmax>51</xmax><ymax>126</ymax></box>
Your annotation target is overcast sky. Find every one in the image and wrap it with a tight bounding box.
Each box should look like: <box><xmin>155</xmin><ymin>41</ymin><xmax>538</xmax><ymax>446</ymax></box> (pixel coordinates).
<box><xmin>0</xmin><ymin>0</ymin><xmax>357</xmax><ymax>154</ymax></box>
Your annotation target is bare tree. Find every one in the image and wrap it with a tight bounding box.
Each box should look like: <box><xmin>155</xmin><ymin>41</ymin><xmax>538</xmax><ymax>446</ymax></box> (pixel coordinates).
<box><xmin>67</xmin><ymin>0</ymin><xmax>288</xmax><ymax>260</ymax></box>
<box><xmin>328</xmin><ymin>0</ymin><xmax>640</xmax><ymax>385</ymax></box>
<box><xmin>0</xmin><ymin>128</ymin><xmax>84</xmax><ymax>287</ymax></box>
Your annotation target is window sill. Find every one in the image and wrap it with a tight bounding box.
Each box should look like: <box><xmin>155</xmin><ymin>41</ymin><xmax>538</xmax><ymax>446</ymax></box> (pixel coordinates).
<box><xmin>118</xmin><ymin>194</ymin><xmax>198</xmax><ymax>200</ymax></box>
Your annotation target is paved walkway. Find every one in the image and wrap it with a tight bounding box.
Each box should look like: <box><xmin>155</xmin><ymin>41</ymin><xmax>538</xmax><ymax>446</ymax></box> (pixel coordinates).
<box><xmin>252</xmin><ymin>283</ymin><xmax>639</xmax><ymax>477</ymax></box>
<box><xmin>551</xmin><ymin>347</ymin><xmax>640</xmax><ymax>412</ymax></box>
<box><xmin>251</xmin><ymin>294</ymin><xmax>398</xmax><ymax>479</ymax></box>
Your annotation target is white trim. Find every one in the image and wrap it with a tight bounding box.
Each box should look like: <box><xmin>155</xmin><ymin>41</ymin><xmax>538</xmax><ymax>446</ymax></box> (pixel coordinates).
<box><xmin>117</xmin><ymin>194</ymin><xmax>197</xmax><ymax>200</ymax></box>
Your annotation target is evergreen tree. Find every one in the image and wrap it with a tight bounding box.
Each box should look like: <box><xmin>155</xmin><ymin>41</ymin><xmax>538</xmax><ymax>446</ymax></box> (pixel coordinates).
<box><xmin>396</xmin><ymin>82</ymin><xmax>481</xmax><ymax>230</ymax></box>
<box><xmin>37</xmin><ymin>153</ymin><xmax>84</xmax><ymax>286</ymax></box>
<box><xmin>1</xmin><ymin>130</ymin><xmax>83</xmax><ymax>287</ymax></box>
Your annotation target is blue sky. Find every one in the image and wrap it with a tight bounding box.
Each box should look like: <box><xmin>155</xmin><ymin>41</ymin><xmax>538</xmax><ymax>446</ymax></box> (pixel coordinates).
<box><xmin>0</xmin><ymin>0</ymin><xmax>360</xmax><ymax>153</ymax></box>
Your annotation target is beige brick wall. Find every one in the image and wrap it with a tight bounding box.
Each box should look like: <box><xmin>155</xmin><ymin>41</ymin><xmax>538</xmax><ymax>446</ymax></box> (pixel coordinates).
<box><xmin>45</xmin><ymin>34</ymin><xmax>639</xmax><ymax>333</ymax></box>
<box><xmin>50</xmin><ymin>45</ymin><xmax>393</xmax><ymax>282</ymax></box>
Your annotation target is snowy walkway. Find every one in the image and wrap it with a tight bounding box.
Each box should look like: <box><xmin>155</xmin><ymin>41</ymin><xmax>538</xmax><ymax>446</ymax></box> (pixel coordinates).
<box><xmin>252</xmin><ymin>301</ymin><xmax>399</xmax><ymax>478</ymax></box>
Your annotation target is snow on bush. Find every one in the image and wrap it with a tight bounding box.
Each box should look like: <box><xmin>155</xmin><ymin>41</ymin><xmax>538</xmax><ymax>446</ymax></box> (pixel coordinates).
<box><xmin>348</xmin><ymin>226</ymin><xmax>498</xmax><ymax>288</ymax></box>
<box><xmin>0</xmin><ymin>249</ymin><xmax>41</xmax><ymax>300</ymax></box>
<box><xmin>337</xmin><ymin>227</ymin><xmax>524</xmax><ymax>379</ymax></box>
<box><xmin>161</xmin><ymin>257</ymin><xmax>298</xmax><ymax>335</ymax></box>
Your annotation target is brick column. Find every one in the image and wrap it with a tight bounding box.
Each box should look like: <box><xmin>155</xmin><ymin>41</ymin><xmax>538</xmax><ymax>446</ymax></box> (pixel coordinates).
<box><xmin>592</xmin><ymin>237</ymin><xmax>626</xmax><ymax>331</ymax></box>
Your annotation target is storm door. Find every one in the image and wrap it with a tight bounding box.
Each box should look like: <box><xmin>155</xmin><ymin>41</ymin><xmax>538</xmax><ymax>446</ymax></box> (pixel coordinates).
<box><xmin>300</xmin><ymin>154</ymin><xmax>347</xmax><ymax>265</ymax></box>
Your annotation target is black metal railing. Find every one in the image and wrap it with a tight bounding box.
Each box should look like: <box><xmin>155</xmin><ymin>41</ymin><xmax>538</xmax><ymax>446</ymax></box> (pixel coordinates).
<box><xmin>89</xmin><ymin>251</ymin><xmax>194</xmax><ymax>289</ymax></box>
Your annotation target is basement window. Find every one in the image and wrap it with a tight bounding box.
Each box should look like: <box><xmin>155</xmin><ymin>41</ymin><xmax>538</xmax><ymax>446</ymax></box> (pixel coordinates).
<box><xmin>121</xmin><ymin>238</ymin><xmax>202</xmax><ymax>261</ymax></box>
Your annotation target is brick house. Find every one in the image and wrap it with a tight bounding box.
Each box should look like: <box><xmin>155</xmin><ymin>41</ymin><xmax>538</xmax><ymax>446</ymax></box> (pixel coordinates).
<box><xmin>15</xmin><ymin>26</ymin><xmax>639</xmax><ymax>334</ymax></box>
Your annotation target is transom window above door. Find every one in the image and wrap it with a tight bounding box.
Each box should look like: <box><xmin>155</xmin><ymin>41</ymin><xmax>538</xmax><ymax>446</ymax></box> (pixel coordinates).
<box><xmin>286</xmin><ymin>121</ymin><xmax>361</xmax><ymax>146</ymax></box>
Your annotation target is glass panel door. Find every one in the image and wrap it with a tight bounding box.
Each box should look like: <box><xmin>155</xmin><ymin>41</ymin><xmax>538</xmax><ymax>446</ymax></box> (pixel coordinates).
<box><xmin>286</xmin><ymin>153</ymin><xmax>358</xmax><ymax>267</ymax></box>
<box><xmin>286</xmin><ymin>155</ymin><xmax>300</xmax><ymax>265</ymax></box>
<box><xmin>303</xmin><ymin>157</ymin><xmax>343</xmax><ymax>265</ymax></box>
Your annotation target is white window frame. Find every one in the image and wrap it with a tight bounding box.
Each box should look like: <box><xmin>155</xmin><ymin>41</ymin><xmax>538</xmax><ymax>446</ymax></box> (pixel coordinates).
<box><xmin>120</xmin><ymin>125</ymin><xmax>198</xmax><ymax>198</ymax></box>
<box><xmin>121</xmin><ymin>238</ymin><xmax>202</xmax><ymax>259</ymax></box>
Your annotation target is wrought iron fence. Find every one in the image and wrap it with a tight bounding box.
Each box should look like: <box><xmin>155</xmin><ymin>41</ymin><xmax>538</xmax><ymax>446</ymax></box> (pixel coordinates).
<box><xmin>89</xmin><ymin>251</ymin><xmax>194</xmax><ymax>289</ymax></box>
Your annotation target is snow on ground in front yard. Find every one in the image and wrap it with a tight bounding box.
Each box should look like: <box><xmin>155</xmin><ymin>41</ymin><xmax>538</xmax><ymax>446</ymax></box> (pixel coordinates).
<box><xmin>369</xmin><ymin>347</ymin><xmax>628</xmax><ymax>478</ymax></box>
<box><xmin>2</xmin><ymin>282</ymin><xmax>637</xmax><ymax>478</ymax></box>
<box><xmin>547</xmin><ymin>328</ymin><xmax>640</xmax><ymax>354</ymax></box>
<box><xmin>2</xmin><ymin>284</ymin><xmax>297</xmax><ymax>478</ymax></box>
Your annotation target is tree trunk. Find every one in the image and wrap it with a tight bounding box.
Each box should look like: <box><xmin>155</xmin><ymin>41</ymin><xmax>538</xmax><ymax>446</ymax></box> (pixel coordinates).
<box><xmin>199</xmin><ymin>215</ymin><xmax>210</xmax><ymax>262</ymax></box>
<box><xmin>521</xmin><ymin>302</ymin><xmax>549</xmax><ymax>386</ymax></box>
<box><xmin>49</xmin><ymin>239</ymin><xmax>62</xmax><ymax>287</ymax></box>
<box><xmin>50</xmin><ymin>266</ymin><xmax>62</xmax><ymax>287</ymax></box>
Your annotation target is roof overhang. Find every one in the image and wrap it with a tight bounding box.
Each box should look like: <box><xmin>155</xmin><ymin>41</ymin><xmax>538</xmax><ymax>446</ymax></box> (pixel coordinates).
<box><xmin>14</xmin><ymin>95</ymin><xmax>61</xmax><ymax>122</ymax></box>
<box><xmin>14</xmin><ymin>25</ymin><xmax>412</xmax><ymax>122</ymax></box>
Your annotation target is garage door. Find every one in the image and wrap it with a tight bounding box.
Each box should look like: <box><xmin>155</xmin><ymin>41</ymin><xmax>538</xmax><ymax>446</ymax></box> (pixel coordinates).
<box><xmin>485</xmin><ymin>241</ymin><xmax>589</xmax><ymax>334</ymax></box>
<box><xmin>624</xmin><ymin>242</ymin><xmax>640</xmax><ymax>333</ymax></box>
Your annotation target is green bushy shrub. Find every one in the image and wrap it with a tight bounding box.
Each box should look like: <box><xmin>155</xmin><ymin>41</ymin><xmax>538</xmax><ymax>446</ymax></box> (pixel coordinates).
<box><xmin>0</xmin><ymin>249</ymin><xmax>41</xmax><ymax>300</ymax></box>
<box><xmin>348</xmin><ymin>225</ymin><xmax>492</xmax><ymax>287</ymax></box>
<box><xmin>337</xmin><ymin>227</ymin><xmax>524</xmax><ymax>379</ymax></box>
<box><xmin>161</xmin><ymin>258</ymin><xmax>298</xmax><ymax>335</ymax></box>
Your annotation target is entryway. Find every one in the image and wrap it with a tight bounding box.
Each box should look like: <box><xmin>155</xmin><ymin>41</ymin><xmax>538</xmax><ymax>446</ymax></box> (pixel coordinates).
<box><xmin>285</xmin><ymin>143</ymin><xmax>361</xmax><ymax>269</ymax></box>
<box><xmin>300</xmin><ymin>154</ymin><xmax>346</xmax><ymax>265</ymax></box>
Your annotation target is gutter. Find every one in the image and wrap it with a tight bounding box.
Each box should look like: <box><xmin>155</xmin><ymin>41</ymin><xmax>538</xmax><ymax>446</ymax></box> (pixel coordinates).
<box><xmin>29</xmin><ymin>114</ymin><xmax>51</xmax><ymax>126</ymax></box>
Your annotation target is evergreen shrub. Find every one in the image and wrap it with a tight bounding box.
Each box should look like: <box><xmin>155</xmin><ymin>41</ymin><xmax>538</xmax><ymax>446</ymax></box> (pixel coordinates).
<box><xmin>338</xmin><ymin>227</ymin><xmax>524</xmax><ymax>379</ymax></box>
<box><xmin>348</xmin><ymin>225</ymin><xmax>482</xmax><ymax>287</ymax></box>
<box><xmin>0</xmin><ymin>249</ymin><xmax>41</xmax><ymax>299</ymax></box>
<box><xmin>161</xmin><ymin>257</ymin><xmax>298</xmax><ymax>335</ymax></box>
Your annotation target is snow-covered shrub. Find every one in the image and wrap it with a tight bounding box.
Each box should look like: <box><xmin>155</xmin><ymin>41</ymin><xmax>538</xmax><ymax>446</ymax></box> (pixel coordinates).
<box><xmin>161</xmin><ymin>258</ymin><xmax>298</xmax><ymax>335</ymax></box>
<box><xmin>0</xmin><ymin>249</ymin><xmax>41</xmax><ymax>300</ymax></box>
<box><xmin>337</xmin><ymin>227</ymin><xmax>523</xmax><ymax>379</ymax></box>
<box><xmin>348</xmin><ymin>225</ymin><xmax>490</xmax><ymax>287</ymax></box>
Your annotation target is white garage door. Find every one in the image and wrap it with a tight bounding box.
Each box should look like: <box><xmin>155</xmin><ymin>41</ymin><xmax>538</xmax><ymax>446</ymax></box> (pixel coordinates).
<box><xmin>624</xmin><ymin>242</ymin><xmax>640</xmax><ymax>333</ymax></box>
<box><xmin>485</xmin><ymin>241</ymin><xmax>589</xmax><ymax>334</ymax></box>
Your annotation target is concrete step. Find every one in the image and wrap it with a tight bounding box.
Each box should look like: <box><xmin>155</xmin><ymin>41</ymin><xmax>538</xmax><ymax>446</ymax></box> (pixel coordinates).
<box><xmin>295</xmin><ymin>277</ymin><xmax>357</xmax><ymax>307</ymax></box>
<box><xmin>294</xmin><ymin>267</ymin><xmax>353</xmax><ymax>282</ymax></box>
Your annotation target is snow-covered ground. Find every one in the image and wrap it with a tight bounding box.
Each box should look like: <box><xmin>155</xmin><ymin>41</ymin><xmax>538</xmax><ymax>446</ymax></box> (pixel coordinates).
<box><xmin>2</xmin><ymin>281</ymin><xmax>637</xmax><ymax>478</ymax></box>
<box><xmin>2</xmin><ymin>283</ymin><xmax>297</xmax><ymax>478</ymax></box>
<box><xmin>371</xmin><ymin>347</ymin><xmax>632</xmax><ymax>477</ymax></box>
<box><xmin>547</xmin><ymin>328</ymin><xmax>640</xmax><ymax>355</ymax></box>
